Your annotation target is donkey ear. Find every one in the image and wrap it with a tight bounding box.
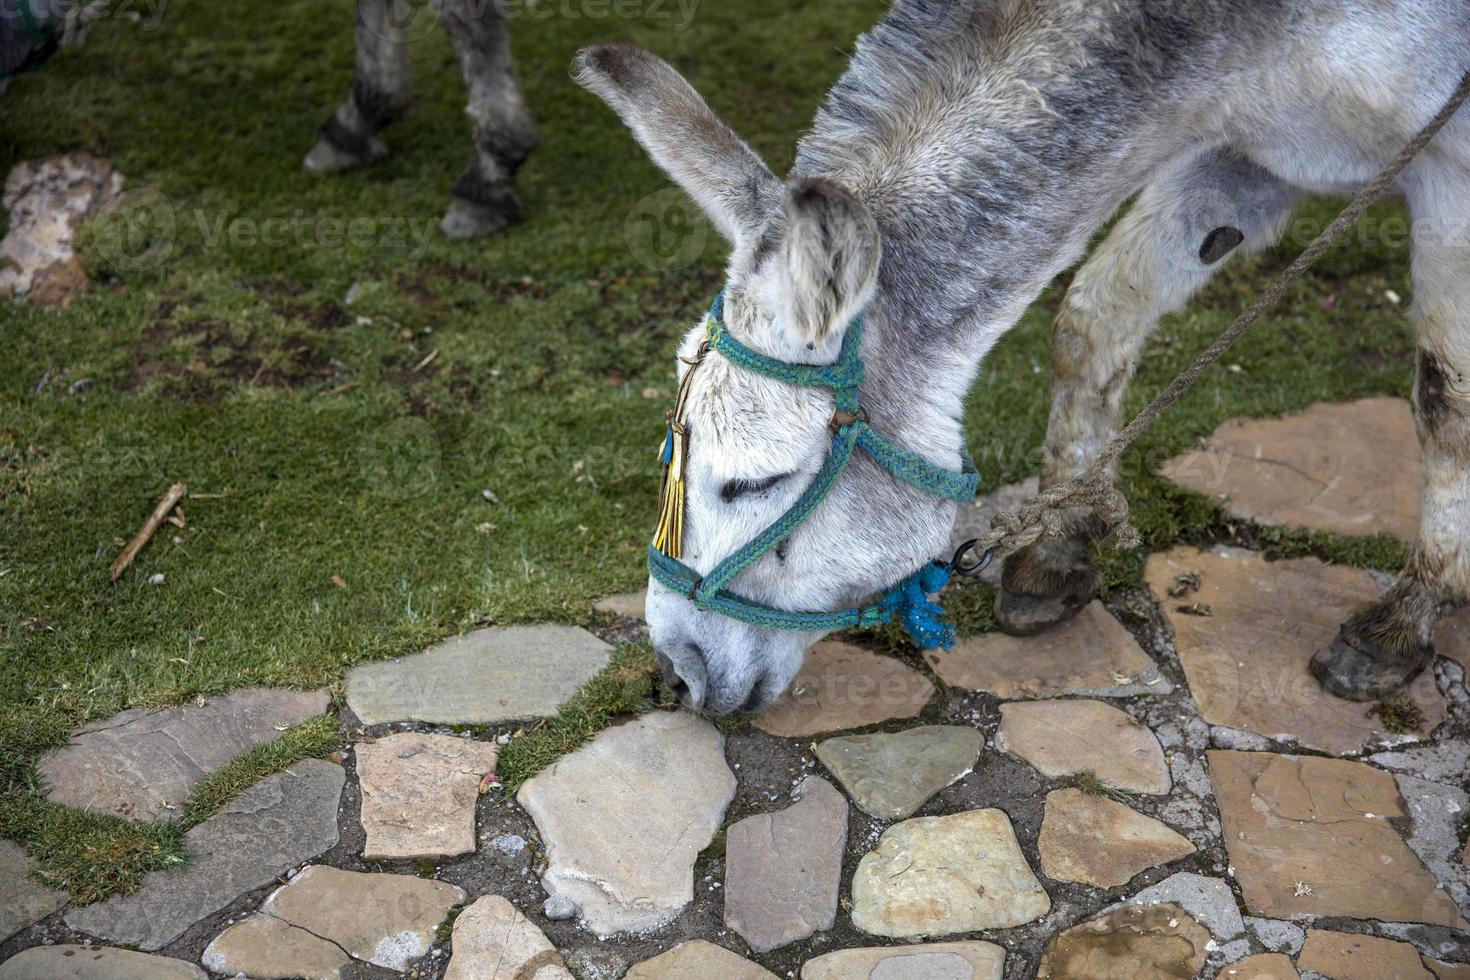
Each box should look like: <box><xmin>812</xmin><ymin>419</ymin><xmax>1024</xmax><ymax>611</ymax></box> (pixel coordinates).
<box><xmin>774</xmin><ymin>177</ymin><xmax>880</xmax><ymax>346</ymax></box>
<box><xmin>573</xmin><ymin>44</ymin><xmax>780</xmax><ymax>245</ymax></box>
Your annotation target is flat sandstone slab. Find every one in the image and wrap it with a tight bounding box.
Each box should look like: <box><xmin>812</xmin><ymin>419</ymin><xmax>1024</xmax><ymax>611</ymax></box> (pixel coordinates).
<box><xmin>851</xmin><ymin>808</ymin><xmax>1049</xmax><ymax>937</ymax></box>
<box><xmin>346</xmin><ymin>625</ymin><xmax>611</xmax><ymax>725</ymax></box>
<box><xmin>1038</xmin><ymin>788</ymin><xmax>1194</xmax><ymax>888</ymax></box>
<box><xmin>627</xmin><ymin>941</ymin><xmax>776</xmax><ymax>979</ymax></box>
<box><xmin>516</xmin><ymin>711</ymin><xmax>735</xmax><ymax>936</ymax></box>
<box><xmin>802</xmin><ymin>941</ymin><xmax>1006</xmax><ymax>980</ymax></box>
<box><xmin>996</xmin><ymin>699</ymin><xmax>1170</xmax><ymax>794</ymax></box>
<box><xmin>0</xmin><ymin>945</ymin><xmax>206</xmax><ymax>980</ymax></box>
<box><xmin>1159</xmin><ymin>397</ymin><xmax>1422</xmax><ymax>541</ymax></box>
<box><xmin>1145</xmin><ymin>546</ymin><xmax>1444</xmax><ymax>755</ymax></box>
<box><xmin>1037</xmin><ymin>903</ymin><xmax>1210</xmax><ymax>979</ymax></box>
<box><xmin>0</xmin><ymin>839</ymin><xmax>66</xmax><ymax>942</ymax></box>
<box><xmin>1208</xmin><ymin>750</ymin><xmax>1466</xmax><ymax>927</ymax></box>
<box><xmin>206</xmin><ymin>866</ymin><xmax>464</xmax><ymax>975</ymax></box>
<box><xmin>724</xmin><ymin>776</ymin><xmax>847</xmax><ymax>953</ymax></box>
<box><xmin>65</xmin><ymin>759</ymin><xmax>345</xmax><ymax>950</ymax></box>
<box><xmin>445</xmin><ymin>894</ymin><xmax>572</xmax><ymax>980</ymax></box>
<box><xmin>37</xmin><ymin>687</ymin><xmax>330</xmax><ymax>821</ymax></box>
<box><xmin>926</xmin><ymin>601</ymin><xmax>1171</xmax><ymax>699</ymax></box>
<box><xmin>1297</xmin><ymin>929</ymin><xmax>1435</xmax><ymax>980</ymax></box>
<box><xmin>356</xmin><ymin>731</ymin><xmax>499</xmax><ymax>859</ymax></box>
<box><xmin>753</xmin><ymin>642</ymin><xmax>934</xmax><ymax>738</ymax></box>
<box><xmin>815</xmin><ymin>725</ymin><xmax>981</xmax><ymax>819</ymax></box>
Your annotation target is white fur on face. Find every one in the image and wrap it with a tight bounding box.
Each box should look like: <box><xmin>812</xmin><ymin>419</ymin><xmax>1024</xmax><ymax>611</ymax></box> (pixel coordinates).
<box><xmin>647</xmin><ymin>296</ymin><xmax>956</xmax><ymax>715</ymax></box>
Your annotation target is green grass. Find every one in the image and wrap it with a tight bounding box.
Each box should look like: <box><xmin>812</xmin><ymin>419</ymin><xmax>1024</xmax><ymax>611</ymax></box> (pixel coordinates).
<box><xmin>0</xmin><ymin>0</ymin><xmax>1421</xmax><ymax>899</ymax></box>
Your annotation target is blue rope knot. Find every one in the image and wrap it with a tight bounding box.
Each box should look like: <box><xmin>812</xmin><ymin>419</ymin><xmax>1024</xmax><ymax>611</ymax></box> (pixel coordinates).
<box><xmin>881</xmin><ymin>561</ymin><xmax>958</xmax><ymax>650</ymax></box>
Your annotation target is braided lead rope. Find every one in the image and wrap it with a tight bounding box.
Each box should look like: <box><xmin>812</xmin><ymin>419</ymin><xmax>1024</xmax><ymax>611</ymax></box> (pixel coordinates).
<box><xmin>959</xmin><ymin>68</ymin><xmax>1470</xmax><ymax>570</ymax></box>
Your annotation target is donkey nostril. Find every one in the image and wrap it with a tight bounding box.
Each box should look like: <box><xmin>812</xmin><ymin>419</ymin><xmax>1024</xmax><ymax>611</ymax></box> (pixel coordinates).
<box><xmin>656</xmin><ymin>649</ymin><xmax>703</xmax><ymax>709</ymax></box>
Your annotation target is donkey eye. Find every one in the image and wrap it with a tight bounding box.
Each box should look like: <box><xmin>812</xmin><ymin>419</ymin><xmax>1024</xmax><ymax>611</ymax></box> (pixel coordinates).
<box><xmin>720</xmin><ymin>473</ymin><xmax>790</xmax><ymax>503</ymax></box>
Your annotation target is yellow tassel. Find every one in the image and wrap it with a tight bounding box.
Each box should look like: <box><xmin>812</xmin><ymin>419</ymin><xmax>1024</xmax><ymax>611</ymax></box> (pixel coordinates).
<box><xmin>654</xmin><ymin>418</ymin><xmax>688</xmax><ymax>557</ymax></box>
<box><xmin>653</xmin><ymin>341</ymin><xmax>709</xmax><ymax>559</ymax></box>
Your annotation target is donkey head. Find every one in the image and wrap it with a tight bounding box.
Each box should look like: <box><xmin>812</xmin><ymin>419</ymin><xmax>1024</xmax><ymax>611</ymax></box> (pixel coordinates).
<box><xmin>576</xmin><ymin>45</ymin><xmax>960</xmax><ymax>714</ymax></box>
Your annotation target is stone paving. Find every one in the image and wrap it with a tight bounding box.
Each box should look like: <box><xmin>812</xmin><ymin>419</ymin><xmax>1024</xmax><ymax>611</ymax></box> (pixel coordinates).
<box><xmin>2</xmin><ymin>396</ymin><xmax>1469</xmax><ymax>978</ymax></box>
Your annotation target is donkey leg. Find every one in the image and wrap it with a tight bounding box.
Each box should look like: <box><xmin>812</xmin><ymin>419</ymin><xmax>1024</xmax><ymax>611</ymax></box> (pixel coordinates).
<box><xmin>997</xmin><ymin>148</ymin><xmax>1299</xmax><ymax>635</ymax></box>
<box><xmin>1311</xmin><ymin>171</ymin><xmax>1470</xmax><ymax>699</ymax></box>
<box><xmin>305</xmin><ymin>0</ymin><xmax>415</xmax><ymax>173</ymax></box>
<box><xmin>432</xmin><ymin>0</ymin><xmax>538</xmax><ymax>239</ymax></box>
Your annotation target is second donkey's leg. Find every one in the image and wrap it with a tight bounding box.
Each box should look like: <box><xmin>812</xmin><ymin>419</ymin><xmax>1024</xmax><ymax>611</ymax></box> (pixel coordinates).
<box><xmin>1312</xmin><ymin>164</ymin><xmax>1470</xmax><ymax>699</ymax></box>
<box><xmin>996</xmin><ymin>147</ymin><xmax>1299</xmax><ymax>635</ymax></box>
<box><xmin>305</xmin><ymin>0</ymin><xmax>417</xmax><ymax>173</ymax></box>
<box><xmin>432</xmin><ymin>0</ymin><xmax>538</xmax><ymax>239</ymax></box>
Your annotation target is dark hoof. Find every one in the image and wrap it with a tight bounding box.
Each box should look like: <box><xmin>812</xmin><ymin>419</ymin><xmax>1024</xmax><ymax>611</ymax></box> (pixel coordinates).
<box><xmin>303</xmin><ymin>135</ymin><xmax>386</xmax><ymax>174</ymax></box>
<box><xmin>1309</xmin><ymin>627</ymin><xmax>1433</xmax><ymax>702</ymax></box>
<box><xmin>993</xmin><ymin>545</ymin><xmax>1098</xmax><ymax>637</ymax></box>
<box><xmin>440</xmin><ymin>197</ymin><xmax>518</xmax><ymax>240</ymax></box>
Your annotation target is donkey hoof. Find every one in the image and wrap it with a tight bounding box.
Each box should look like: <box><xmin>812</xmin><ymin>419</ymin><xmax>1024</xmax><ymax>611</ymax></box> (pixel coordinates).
<box><xmin>303</xmin><ymin>135</ymin><xmax>386</xmax><ymax>174</ymax></box>
<box><xmin>440</xmin><ymin>196</ymin><xmax>518</xmax><ymax>240</ymax></box>
<box><xmin>1309</xmin><ymin>627</ymin><xmax>1433</xmax><ymax>702</ymax></box>
<box><xmin>993</xmin><ymin>548</ymin><xmax>1098</xmax><ymax>637</ymax></box>
<box><xmin>994</xmin><ymin>581</ymin><xmax>1094</xmax><ymax>636</ymax></box>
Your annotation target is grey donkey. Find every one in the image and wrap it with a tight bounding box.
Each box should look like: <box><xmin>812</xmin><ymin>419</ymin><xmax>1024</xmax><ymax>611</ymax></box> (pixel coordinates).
<box><xmin>307</xmin><ymin>0</ymin><xmax>537</xmax><ymax>239</ymax></box>
<box><xmin>575</xmin><ymin>0</ymin><xmax>1470</xmax><ymax>715</ymax></box>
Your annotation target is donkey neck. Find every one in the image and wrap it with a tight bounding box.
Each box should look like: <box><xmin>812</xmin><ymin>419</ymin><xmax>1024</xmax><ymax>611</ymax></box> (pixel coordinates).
<box><xmin>790</xmin><ymin>0</ymin><xmax>1273</xmax><ymax>468</ymax></box>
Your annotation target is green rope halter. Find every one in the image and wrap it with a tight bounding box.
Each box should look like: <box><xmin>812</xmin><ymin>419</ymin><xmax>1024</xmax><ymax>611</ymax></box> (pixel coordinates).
<box><xmin>648</xmin><ymin>291</ymin><xmax>982</xmax><ymax>648</ymax></box>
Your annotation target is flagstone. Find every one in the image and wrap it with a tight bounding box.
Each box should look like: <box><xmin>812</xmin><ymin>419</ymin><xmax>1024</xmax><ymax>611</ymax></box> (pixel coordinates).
<box><xmin>1036</xmin><ymin>903</ymin><xmax>1210</xmax><ymax>979</ymax></box>
<box><xmin>948</xmin><ymin>477</ymin><xmax>1038</xmax><ymax>585</ymax></box>
<box><xmin>0</xmin><ymin>839</ymin><xmax>66</xmax><ymax>942</ymax></box>
<box><xmin>205</xmin><ymin>866</ymin><xmax>463</xmax><ymax>975</ymax></box>
<box><xmin>1428</xmin><ymin>959</ymin><xmax>1470</xmax><ymax>980</ymax></box>
<box><xmin>1116</xmin><ymin>872</ymin><xmax>1245</xmax><ymax>941</ymax></box>
<box><xmin>0</xmin><ymin>945</ymin><xmax>206</xmax><ymax>980</ymax></box>
<box><xmin>1145</xmin><ymin>546</ymin><xmax>1445</xmax><ymax>755</ymax></box>
<box><xmin>593</xmin><ymin>590</ymin><xmax>646</xmax><ymax>619</ymax></box>
<box><xmin>1037</xmin><ymin>788</ymin><xmax>1194</xmax><ymax>888</ymax></box>
<box><xmin>1397</xmin><ymin>774</ymin><xmax>1470</xmax><ymax>916</ymax></box>
<box><xmin>802</xmin><ymin>941</ymin><xmax>1006</xmax><ymax>980</ymax></box>
<box><xmin>516</xmin><ymin>711</ymin><xmax>735</xmax><ymax>936</ymax></box>
<box><xmin>1158</xmin><ymin>397</ymin><xmax>1423</xmax><ymax>541</ymax></box>
<box><xmin>445</xmin><ymin>894</ymin><xmax>572</xmax><ymax>980</ymax></box>
<box><xmin>65</xmin><ymin>758</ymin><xmax>345</xmax><ymax>950</ymax></box>
<box><xmin>753</xmin><ymin>642</ymin><xmax>935</xmax><ymax>738</ymax></box>
<box><xmin>627</xmin><ymin>941</ymin><xmax>777</xmax><ymax>979</ymax></box>
<box><xmin>850</xmin><ymin>808</ymin><xmax>1049</xmax><ymax>937</ymax></box>
<box><xmin>1246</xmin><ymin>916</ymin><xmax>1306</xmax><ymax>954</ymax></box>
<box><xmin>814</xmin><ymin>725</ymin><xmax>981</xmax><ymax>819</ymax></box>
<box><xmin>346</xmin><ymin>625</ymin><xmax>611</xmax><ymax>725</ymax></box>
<box><xmin>36</xmin><ymin>687</ymin><xmax>330</xmax><ymax>821</ymax></box>
<box><xmin>200</xmin><ymin>913</ymin><xmax>349</xmax><ymax>979</ymax></box>
<box><xmin>724</xmin><ymin>776</ymin><xmax>846</xmax><ymax>953</ymax></box>
<box><xmin>1297</xmin><ymin>929</ymin><xmax>1434</xmax><ymax>980</ymax></box>
<box><xmin>1439</xmin><ymin>606</ymin><xmax>1470</xmax><ymax>679</ymax></box>
<box><xmin>995</xmin><ymin>699</ymin><xmax>1170</xmax><ymax>794</ymax></box>
<box><xmin>1208</xmin><ymin>750</ymin><xmax>1466</xmax><ymax>927</ymax></box>
<box><xmin>356</xmin><ymin>731</ymin><xmax>499</xmax><ymax>860</ymax></box>
<box><xmin>927</xmin><ymin>599</ymin><xmax>1171</xmax><ymax>698</ymax></box>
<box><xmin>1222</xmin><ymin>953</ymin><xmax>1299</xmax><ymax>979</ymax></box>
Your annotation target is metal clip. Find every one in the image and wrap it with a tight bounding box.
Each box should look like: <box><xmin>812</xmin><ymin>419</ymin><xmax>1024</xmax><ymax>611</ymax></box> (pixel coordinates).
<box><xmin>950</xmin><ymin>539</ymin><xmax>995</xmax><ymax>577</ymax></box>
